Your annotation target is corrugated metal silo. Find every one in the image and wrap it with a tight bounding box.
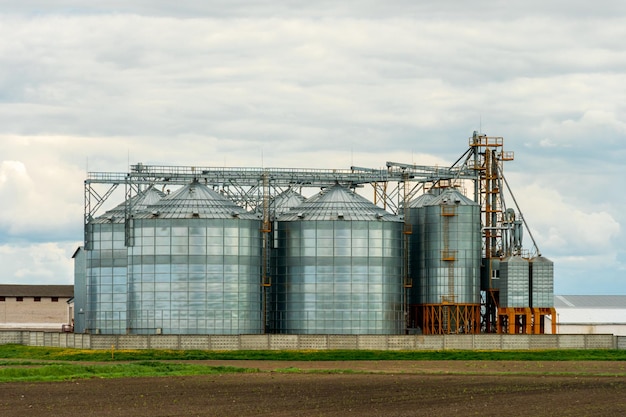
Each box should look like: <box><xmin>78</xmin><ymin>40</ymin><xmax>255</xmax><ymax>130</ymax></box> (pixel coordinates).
<box><xmin>274</xmin><ymin>184</ymin><xmax>404</xmax><ymax>335</ymax></box>
<box><xmin>499</xmin><ymin>255</ymin><xmax>530</xmax><ymax>308</ymax></box>
<box><xmin>84</xmin><ymin>186</ymin><xmax>164</xmax><ymax>334</ymax></box>
<box><xmin>530</xmin><ymin>256</ymin><xmax>554</xmax><ymax>308</ymax></box>
<box><xmin>417</xmin><ymin>188</ymin><xmax>481</xmax><ymax>334</ymax></box>
<box><xmin>127</xmin><ymin>181</ymin><xmax>262</xmax><ymax>335</ymax></box>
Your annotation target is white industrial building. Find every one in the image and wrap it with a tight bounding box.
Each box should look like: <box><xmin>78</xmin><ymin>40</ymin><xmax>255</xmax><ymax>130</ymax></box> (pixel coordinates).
<box><xmin>0</xmin><ymin>285</ymin><xmax>74</xmax><ymax>331</ymax></box>
<box><xmin>547</xmin><ymin>295</ymin><xmax>626</xmax><ymax>336</ymax></box>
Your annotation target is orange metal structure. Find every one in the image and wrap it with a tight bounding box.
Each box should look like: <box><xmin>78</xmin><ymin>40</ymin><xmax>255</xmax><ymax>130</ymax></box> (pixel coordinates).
<box><xmin>497</xmin><ymin>307</ymin><xmax>557</xmax><ymax>334</ymax></box>
<box><xmin>470</xmin><ymin>133</ymin><xmax>556</xmax><ymax>335</ymax></box>
<box><xmin>413</xmin><ymin>304</ymin><xmax>481</xmax><ymax>335</ymax></box>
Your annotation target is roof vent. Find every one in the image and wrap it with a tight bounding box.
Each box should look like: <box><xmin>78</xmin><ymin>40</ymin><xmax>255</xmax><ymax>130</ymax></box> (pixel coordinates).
<box><xmin>192</xmin><ymin>210</ymin><xmax>200</xmax><ymax>218</ymax></box>
<box><xmin>231</xmin><ymin>211</ymin><xmax>240</xmax><ymax>218</ymax></box>
<box><xmin>297</xmin><ymin>212</ymin><xmax>305</xmax><ymax>218</ymax></box>
<box><xmin>376</xmin><ymin>213</ymin><xmax>384</xmax><ymax>219</ymax></box>
<box><xmin>337</xmin><ymin>212</ymin><xmax>344</xmax><ymax>219</ymax></box>
<box><xmin>151</xmin><ymin>210</ymin><xmax>160</xmax><ymax>217</ymax></box>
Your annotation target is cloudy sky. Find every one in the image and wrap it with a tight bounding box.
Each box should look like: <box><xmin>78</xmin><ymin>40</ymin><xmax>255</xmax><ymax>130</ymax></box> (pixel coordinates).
<box><xmin>1</xmin><ymin>1</ymin><xmax>624</xmax><ymax>294</ymax></box>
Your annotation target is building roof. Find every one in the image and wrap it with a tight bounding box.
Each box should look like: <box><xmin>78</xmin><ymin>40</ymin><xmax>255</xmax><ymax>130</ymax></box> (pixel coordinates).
<box><xmin>554</xmin><ymin>295</ymin><xmax>626</xmax><ymax>325</ymax></box>
<box><xmin>555</xmin><ymin>295</ymin><xmax>626</xmax><ymax>309</ymax></box>
<box><xmin>0</xmin><ymin>285</ymin><xmax>74</xmax><ymax>298</ymax></box>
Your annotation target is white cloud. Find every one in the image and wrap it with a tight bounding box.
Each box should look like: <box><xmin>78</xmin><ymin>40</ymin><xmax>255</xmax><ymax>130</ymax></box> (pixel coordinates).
<box><xmin>511</xmin><ymin>182</ymin><xmax>620</xmax><ymax>256</ymax></box>
<box><xmin>0</xmin><ymin>242</ymin><xmax>77</xmax><ymax>285</ymax></box>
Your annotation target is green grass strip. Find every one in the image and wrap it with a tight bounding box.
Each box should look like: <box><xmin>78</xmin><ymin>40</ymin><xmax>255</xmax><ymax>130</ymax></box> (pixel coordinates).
<box><xmin>1</xmin><ymin>344</ymin><xmax>626</xmax><ymax>362</ymax></box>
<box><xmin>0</xmin><ymin>361</ymin><xmax>257</xmax><ymax>383</ymax></box>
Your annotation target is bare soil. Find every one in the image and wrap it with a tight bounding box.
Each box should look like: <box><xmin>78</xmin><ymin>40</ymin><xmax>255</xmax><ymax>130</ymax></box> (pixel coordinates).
<box><xmin>1</xmin><ymin>361</ymin><xmax>625</xmax><ymax>416</ymax></box>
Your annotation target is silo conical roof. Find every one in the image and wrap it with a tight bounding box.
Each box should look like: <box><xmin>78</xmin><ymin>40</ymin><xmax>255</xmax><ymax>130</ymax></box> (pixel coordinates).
<box><xmin>271</xmin><ymin>188</ymin><xmax>307</xmax><ymax>215</ymax></box>
<box><xmin>93</xmin><ymin>186</ymin><xmax>165</xmax><ymax>223</ymax></box>
<box><xmin>136</xmin><ymin>181</ymin><xmax>258</xmax><ymax>219</ymax></box>
<box><xmin>278</xmin><ymin>184</ymin><xmax>399</xmax><ymax>221</ymax></box>
<box><xmin>427</xmin><ymin>188</ymin><xmax>477</xmax><ymax>206</ymax></box>
<box><xmin>408</xmin><ymin>192</ymin><xmax>437</xmax><ymax>208</ymax></box>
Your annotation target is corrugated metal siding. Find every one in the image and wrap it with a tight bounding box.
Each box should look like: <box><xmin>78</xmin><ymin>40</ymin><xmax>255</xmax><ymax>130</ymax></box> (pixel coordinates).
<box><xmin>415</xmin><ymin>189</ymin><xmax>481</xmax><ymax>305</ymax></box>
<box><xmin>500</xmin><ymin>256</ymin><xmax>529</xmax><ymax>308</ymax></box>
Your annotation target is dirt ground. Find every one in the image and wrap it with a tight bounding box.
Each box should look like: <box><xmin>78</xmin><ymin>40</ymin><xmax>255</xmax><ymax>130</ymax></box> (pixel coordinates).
<box><xmin>1</xmin><ymin>361</ymin><xmax>626</xmax><ymax>416</ymax></box>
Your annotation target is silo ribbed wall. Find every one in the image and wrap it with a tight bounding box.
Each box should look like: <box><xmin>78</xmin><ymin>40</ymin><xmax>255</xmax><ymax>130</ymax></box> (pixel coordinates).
<box><xmin>127</xmin><ymin>218</ymin><xmax>262</xmax><ymax>334</ymax></box>
<box><xmin>275</xmin><ymin>220</ymin><xmax>403</xmax><ymax>334</ymax></box>
<box><xmin>407</xmin><ymin>193</ymin><xmax>436</xmax><ymax>306</ymax></box>
<box><xmin>499</xmin><ymin>256</ymin><xmax>530</xmax><ymax>308</ymax></box>
<box><xmin>420</xmin><ymin>192</ymin><xmax>481</xmax><ymax>305</ymax></box>
<box><xmin>85</xmin><ymin>222</ymin><xmax>128</xmax><ymax>334</ymax></box>
<box><xmin>530</xmin><ymin>256</ymin><xmax>554</xmax><ymax>308</ymax></box>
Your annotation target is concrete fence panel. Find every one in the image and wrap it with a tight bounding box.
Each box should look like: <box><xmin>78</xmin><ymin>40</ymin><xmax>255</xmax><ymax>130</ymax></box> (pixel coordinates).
<box><xmin>529</xmin><ymin>335</ymin><xmax>559</xmax><ymax>349</ymax></box>
<box><xmin>387</xmin><ymin>335</ymin><xmax>415</xmax><ymax>350</ymax></box>
<box><xmin>558</xmin><ymin>335</ymin><xmax>587</xmax><ymax>349</ymax></box>
<box><xmin>357</xmin><ymin>335</ymin><xmax>388</xmax><ymax>350</ymax></box>
<box><xmin>0</xmin><ymin>331</ymin><xmax>23</xmax><ymax>345</ymax></box>
<box><xmin>148</xmin><ymin>335</ymin><xmax>179</xmax><ymax>350</ymax></box>
<box><xmin>473</xmin><ymin>334</ymin><xmax>503</xmax><ymax>350</ymax></box>
<box><xmin>328</xmin><ymin>335</ymin><xmax>358</xmax><ymax>350</ymax></box>
<box><xmin>91</xmin><ymin>335</ymin><xmax>118</xmax><ymax>350</ymax></box>
<box><xmin>502</xmin><ymin>335</ymin><xmax>531</xmax><ymax>350</ymax></box>
<box><xmin>584</xmin><ymin>334</ymin><xmax>615</xmax><ymax>349</ymax></box>
<box><xmin>415</xmin><ymin>335</ymin><xmax>444</xmax><ymax>350</ymax></box>
<box><xmin>269</xmin><ymin>334</ymin><xmax>299</xmax><ymax>350</ymax></box>
<box><xmin>443</xmin><ymin>335</ymin><xmax>474</xmax><ymax>350</ymax></box>
<box><xmin>240</xmin><ymin>335</ymin><xmax>270</xmax><ymax>350</ymax></box>
<box><xmin>208</xmin><ymin>335</ymin><xmax>240</xmax><ymax>350</ymax></box>
<box><xmin>180</xmin><ymin>335</ymin><xmax>210</xmax><ymax>350</ymax></box>
<box><xmin>297</xmin><ymin>335</ymin><xmax>328</xmax><ymax>350</ymax></box>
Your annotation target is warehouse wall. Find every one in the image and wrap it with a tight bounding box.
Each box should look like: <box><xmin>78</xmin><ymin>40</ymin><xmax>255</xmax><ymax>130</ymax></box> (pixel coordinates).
<box><xmin>0</xmin><ymin>331</ymin><xmax>622</xmax><ymax>350</ymax></box>
<box><xmin>0</xmin><ymin>297</ymin><xmax>71</xmax><ymax>331</ymax></box>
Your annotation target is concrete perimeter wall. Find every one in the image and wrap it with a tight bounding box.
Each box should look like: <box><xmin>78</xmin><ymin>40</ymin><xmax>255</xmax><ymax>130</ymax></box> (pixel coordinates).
<box><xmin>0</xmin><ymin>331</ymin><xmax>623</xmax><ymax>350</ymax></box>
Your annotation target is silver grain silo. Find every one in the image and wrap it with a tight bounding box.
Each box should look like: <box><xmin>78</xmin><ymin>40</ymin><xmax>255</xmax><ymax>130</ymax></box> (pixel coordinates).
<box><xmin>499</xmin><ymin>255</ymin><xmax>529</xmax><ymax>308</ymax></box>
<box><xmin>127</xmin><ymin>181</ymin><xmax>262</xmax><ymax>335</ymax></box>
<box><xmin>530</xmin><ymin>256</ymin><xmax>553</xmax><ymax>308</ymax></box>
<box><xmin>274</xmin><ymin>184</ymin><xmax>404</xmax><ymax>335</ymax></box>
<box><xmin>84</xmin><ymin>186</ymin><xmax>164</xmax><ymax>334</ymax></box>
<box><xmin>418</xmin><ymin>188</ymin><xmax>481</xmax><ymax>334</ymax></box>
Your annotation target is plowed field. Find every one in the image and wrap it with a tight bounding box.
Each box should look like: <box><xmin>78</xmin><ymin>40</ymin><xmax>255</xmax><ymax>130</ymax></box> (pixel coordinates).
<box><xmin>1</xmin><ymin>360</ymin><xmax>625</xmax><ymax>416</ymax></box>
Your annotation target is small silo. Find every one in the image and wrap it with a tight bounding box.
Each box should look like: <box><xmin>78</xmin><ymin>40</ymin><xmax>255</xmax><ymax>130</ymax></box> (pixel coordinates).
<box><xmin>127</xmin><ymin>180</ymin><xmax>262</xmax><ymax>335</ymax></box>
<box><xmin>530</xmin><ymin>256</ymin><xmax>554</xmax><ymax>308</ymax></box>
<box><xmin>274</xmin><ymin>184</ymin><xmax>404</xmax><ymax>335</ymax></box>
<box><xmin>418</xmin><ymin>188</ymin><xmax>481</xmax><ymax>334</ymax></box>
<box><xmin>499</xmin><ymin>255</ymin><xmax>530</xmax><ymax>308</ymax></box>
<box><xmin>84</xmin><ymin>186</ymin><xmax>164</xmax><ymax>334</ymax></box>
